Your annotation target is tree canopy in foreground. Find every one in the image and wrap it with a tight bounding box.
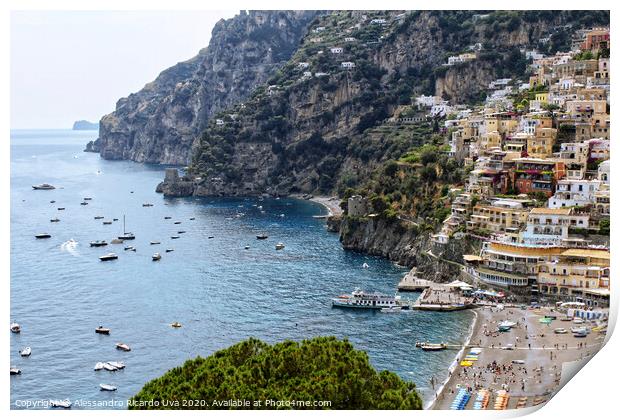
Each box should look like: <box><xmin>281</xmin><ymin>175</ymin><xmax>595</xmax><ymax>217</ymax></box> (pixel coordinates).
<box><xmin>129</xmin><ymin>336</ymin><xmax>422</xmax><ymax>410</ymax></box>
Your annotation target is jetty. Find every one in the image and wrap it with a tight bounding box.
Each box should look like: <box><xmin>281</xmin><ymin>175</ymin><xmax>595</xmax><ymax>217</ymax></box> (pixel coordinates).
<box><xmin>397</xmin><ymin>268</ymin><xmax>435</xmax><ymax>292</ymax></box>
<box><xmin>397</xmin><ymin>268</ymin><xmax>475</xmax><ymax>311</ymax></box>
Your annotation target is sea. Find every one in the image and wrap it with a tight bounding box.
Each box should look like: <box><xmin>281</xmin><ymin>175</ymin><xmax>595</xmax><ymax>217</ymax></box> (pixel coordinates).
<box><xmin>10</xmin><ymin>129</ymin><xmax>474</xmax><ymax>409</ymax></box>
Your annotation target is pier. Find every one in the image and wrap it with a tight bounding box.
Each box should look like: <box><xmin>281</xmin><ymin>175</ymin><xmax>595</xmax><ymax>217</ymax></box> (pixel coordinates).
<box><xmin>398</xmin><ymin>269</ymin><xmax>475</xmax><ymax>311</ymax></box>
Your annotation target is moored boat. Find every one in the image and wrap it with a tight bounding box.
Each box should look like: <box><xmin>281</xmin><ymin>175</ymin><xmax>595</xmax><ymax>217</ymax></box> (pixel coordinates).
<box><xmin>57</xmin><ymin>207</ymin><xmax>65</xmax><ymax>210</ymax></box>
<box><xmin>150</xmin><ymin>241</ymin><xmax>161</xmax><ymax>245</ymax></box>
<box><xmin>10</xmin><ymin>322</ymin><xmax>21</xmax><ymax>333</ymax></box>
<box><xmin>80</xmin><ymin>202</ymin><xmax>88</xmax><ymax>206</ymax></box>
<box><xmin>275</xmin><ymin>242</ymin><xmax>285</xmax><ymax>250</ymax></box>
<box><xmin>90</xmin><ymin>240</ymin><xmax>108</xmax><ymax>247</ymax></box>
<box><xmin>103</xmin><ymin>221</ymin><xmax>112</xmax><ymax>225</ymax></box>
<box><xmin>170</xmin><ymin>322</ymin><xmax>182</xmax><ymax>328</ymax></box>
<box><xmin>19</xmin><ymin>347</ymin><xmax>32</xmax><ymax>357</ymax></box>
<box><xmin>99</xmin><ymin>253</ymin><xmax>118</xmax><ymax>261</ymax></box>
<box><xmin>95</xmin><ymin>325</ymin><xmax>110</xmax><ymax>335</ymax></box>
<box><xmin>152</xmin><ymin>253</ymin><xmax>162</xmax><ymax>261</ymax></box>
<box><xmin>142</xmin><ymin>203</ymin><xmax>153</xmax><ymax>207</ymax></box>
<box><xmin>50</xmin><ymin>399</ymin><xmax>72</xmax><ymax>409</ymax></box>
<box><xmin>10</xmin><ymin>367</ymin><xmax>21</xmax><ymax>375</ymax></box>
<box><xmin>50</xmin><ymin>217</ymin><xmax>60</xmax><ymax>222</ymax></box>
<box><xmin>332</xmin><ymin>289</ymin><xmax>400</xmax><ymax>310</ymax></box>
<box><xmin>117</xmin><ymin>215</ymin><xmax>135</xmax><ymax>240</ymax></box>
<box><xmin>174</xmin><ymin>221</ymin><xmax>181</xmax><ymax>225</ymax></box>
<box><xmin>165</xmin><ymin>248</ymin><xmax>174</xmax><ymax>253</ymax></box>
<box><xmin>35</xmin><ymin>233</ymin><xmax>51</xmax><ymax>239</ymax></box>
<box><xmin>32</xmin><ymin>183</ymin><xmax>55</xmax><ymax>190</ymax></box>
<box><xmin>381</xmin><ymin>306</ymin><xmax>402</xmax><ymax>313</ymax></box>
<box><xmin>102</xmin><ymin>362</ymin><xmax>118</xmax><ymax>371</ymax></box>
<box><xmin>164</xmin><ymin>216</ymin><xmax>171</xmax><ymax>220</ymax></box>
<box><xmin>94</xmin><ymin>216</ymin><xmax>104</xmax><ymax>220</ymax></box>
<box><xmin>554</xmin><ymin>328</ymin><xmax>568</xmax><ymax>334</ymax></box>
<box><xmin>416</xmin><ymin>342</ymin><xmax>447</xmax><ymax>351</ymax></box>
<box><xmin>94</xmin><ymin>362</ymin><xmax>105</xmax><ymax>371</ymax></box>
<box><xmin>170</xmin><ymin>235</ymin><xmax>180</xmax><ymax>239</ymax></box>
<box><xmin>256</xmin><ymin>234</ymin><xmax>268</xmax><ymax>240</ymax></box>
<box><xmin>107</xmin><ymin>361</ymin><xmax>125</xmax><ymax>370</ymax></box>
<box><xmin>124</xmin><ymin>246</ymin><xmax>135</xmax><ymax>251</ymax></box>
<box><xmin>116</xmin><ymin>343</ymin><xmax>131</xmax><ymax>352</ymax></box>
<box><xmin>100</xmin><ymin>384</ymin><xmax>117</xmax><ymax>391</ymax></box>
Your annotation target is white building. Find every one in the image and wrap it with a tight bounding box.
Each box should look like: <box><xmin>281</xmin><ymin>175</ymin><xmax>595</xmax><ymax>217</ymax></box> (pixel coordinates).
<box><xmin>215</xmin><ymin>119</ymin><xmax>224</xmax><ymax>126</ymax></box>
<box><xmin>330</xmin><ymin>47</ymin><xmax>343</xmax><ymax>54</ymax></box>
<box><xmin>521</xmin><ymin>208</ymin><xmax>590</xmax><ymax>245</ymax></box>
<box><xmin>341</xmin><ymin>61</ymin><xmax>356</xmax><ymax>69</ymax></box>
<box><xmin>548</xmin><ymin>179</ymin><xmax>601</xmax><ymax>208</ymax></box>
<box><xmin>298</xmin><ymin>62</ymin><xmax>310</xmax><ymax>69</ymax></box>
<box><xmin>344</xmin><ymin>37</ymin><xmax>356</xmax><ymax>42</ymax></box>
<box><xmin>370</xmin><ymin>18</ymin><xmax>386</xmax><ymax>24</ymax></box>
<box><xmin>598</xmin><ymin>160</ymin><xmax>610</xmax><ymax>184</ymax></box>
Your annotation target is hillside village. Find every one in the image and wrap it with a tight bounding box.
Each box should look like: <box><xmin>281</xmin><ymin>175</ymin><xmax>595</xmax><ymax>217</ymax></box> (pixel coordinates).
<box><xmin>347</xmin><ymin>26</ymin><xmax>610</xmax><ymax>307</ymax></box>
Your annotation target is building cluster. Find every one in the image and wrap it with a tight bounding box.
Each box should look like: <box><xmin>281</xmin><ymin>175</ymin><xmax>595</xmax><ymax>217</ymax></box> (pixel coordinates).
<box><xmin>431</xmin><ymin>27</ymin><xmax>610</xmax><ymax>306</ymax></box>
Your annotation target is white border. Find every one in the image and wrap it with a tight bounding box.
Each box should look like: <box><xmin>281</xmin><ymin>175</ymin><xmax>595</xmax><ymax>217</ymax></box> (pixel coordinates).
<box><xmin>2</xmin><ymin>1</ymin><xmax>617</xmax><ymax>419</ymax></box>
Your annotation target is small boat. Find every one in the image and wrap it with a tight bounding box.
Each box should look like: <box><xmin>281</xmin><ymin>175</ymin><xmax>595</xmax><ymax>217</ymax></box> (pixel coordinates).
<box><xmin>150</xmin><ymin>241</ymin><xmax>161</xmax><ymax>245</ymax></box>
<box><xmin>573</xmin><ymin>318</ymin><xmax>584</xmax><ymax>324</ymax></box>
<box><xmin>208</xmin><ymin>236</ymin><xmax>214</xmax><ymax>239</ymax></box>
<box><xmin>103</xmin><ymin>221</ymin><xmax>112</xmax><ymax>225</ymax></box>
<box><xmin>142</xmin><ymin>203</ymin><xmax>153</xmax><ymax>207</ymax></box>
<box><xmin>116</xmin><ymin>343</ymin><xmax>131</xmax><ymax>352</ymax></box>
<box><xmin>110</xmin><ymin>239</ymin><xmax>124</xmax><ymax>244</ymax></box>
<box><xmin>10</xmin><ymin>367</ymin><xmax>21</xmax><ymax>375</ymax></box>
<box><xmin>416</xmin><ymin>342</ymin><xmax>447</xmax><ymax>351</ymax></box>
<box><xmin>275</xmin><ymin>243</ymin><xmax>285</xmax><ymax>250</ymax></box>
<box><xmin>177</xmin><ymin>230</ymin><xmax>186</xmax><ymax>234</ymax></box>
<box><xmin>99</xmin><ymin>253</ymin><xmax>118</xmax><ymax>261</ymax></box>
<box><xmin>50</xmin><ymin>200</ymin><xmax>56</xmax><ymax>203</ymax></box>
<box><xmin>170</xmin><ymin>235</ymin><xmax>180</xmax><ymax>239</ymax></box>
<box><xmin>170</xmin><ymin>322</ymin><xmax>182</xmax><ymax>328</ymax></box>
<box><xmin>113</xmin><ymin>218</ymin><xmax>118</xmax><ymax>221</ymax></box>
<box><xmin>189</xmin><ymin>217</ymin><xmax>195</xmax><ymax>220</ymax></box>
<box><xmin>174</xmin><ymin>221</ymin><xmax>181</xmax><ymax>224</ymax></box>
<box><xmin>573</xmin><ymin>330</ymin><xmax>588</xmax><ymax>338</ymax></box>
<box><xmin>124</xmin><ymin>246</ymin><xmax>135</xmax><ymax>251</ymax></box>
<box><xmin>152</xmin><ymin>253</ymin><xmax>162</xmax><ymax>261</ymax></box>
<box><xmin>95</xmin><ymin>326</ymin><xmax>110</xmax><ymax>335</ymax></box>
<box><xmin>84</xmin><ymin>197</ymin><xmax>92</xmax><ymax>201</ymax></box>
<box><xmin>80</xmin><ymin>202</ymin><xmax>88</xmax><ymax>206</ymax></box>
<box><xmin>165</xmin><ymin>249</ymin><xmax>174</xmax><ymax>253</ymax></box>
<box><xmin>10</xmin><ymin>322</ymin><xmax>20</xmax><ymax>333</ymax></box>
<box><xmin>381</xmin><ymin>306</ymin><xmax>402</xmax><ymax>313</ymax></box>
<box><xmin>20</xmin><ymin>347</ymin><xmax>32</xmax><ymax>357</ymax></box>
<box><xmin>50</xmin><ymin>399</ymin><xmax>72</xmax><ymax>409</ymax></box>
<box><xmin>362</xmin><ymin>263</ymin><xmax>369</xmax><ymax>269</ymax></box>
<box><xmin>164</xmin><ymin>216</ymin><xmax>171</xmax><ymax>220</ymax></box>
<box><xmin>107</xmin><ymin>361</ymin><xmax>125</xmax><ymax>370</ymax></box>
<box><xmin>94</xmin><ymin>216</ymin><xmax>104</xmax><ymax>220</ymax></box>
<box><xmin>50</xmin><ymin>218</ymin><xmax>60</xmax><ymax>223</ymax></box>
<box><xmin>256</xmin><ymin>234</ymin><xmax>268</xmax><ymax>240</ymax></box>
<box><xmin>90</xmin><ymin>240</ymin><xmax>108</xmax><ymax>247</ymax></box>
<box><xmin>118</xmin><ymin>215</ymin><xmax>135</xmax><ymax>240</ymax></box>
<box><xmin>102</xmin><ymin>362</ymin><xmax>118</xmax><ymax>371</ymax></box>
<box><xmin>35</xmin><ymin>233</ymin><xmax>51</xmax><ymax>239</ymax></box>
<box><xmin>94</xmin><ymin>362</ymin><xmax>105</xmax><ymax>371</ymax></box>
<box><xmin>554</xmin><ymin>328</ymin><xmax>568</xmax><ymax>334</ymax></box>
<box><xmin>100</xmin><ymin>384</ymin><xmax>117</xmax><ymax>392</ymax></box>
<box><xmin>32</xmin><ymin>183</ymin><xmax>55</xmax><ymax>190</ymax></box>
<box><xmin>57</xmin><ymin>207</ymin><xmax>65</xmax><ymax>211</ymax></box>
<box><xmin>244</xmin><ymin>246</ymin><xmax>250</xmax><ymax>250</ymax></box>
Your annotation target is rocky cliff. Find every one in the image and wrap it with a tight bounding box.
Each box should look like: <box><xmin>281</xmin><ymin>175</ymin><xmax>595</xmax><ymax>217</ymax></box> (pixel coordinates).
<box><xmin>87</xmin><ymin>10</ymin><xmax>321</xmax><ymax>164</ymax></box>
<box><xmin>160</xmin><ymin>10</ymin><xmax>608</xmax><ymax>197</ymax></box>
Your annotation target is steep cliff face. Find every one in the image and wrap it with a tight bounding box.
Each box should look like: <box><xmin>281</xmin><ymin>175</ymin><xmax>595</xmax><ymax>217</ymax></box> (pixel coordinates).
<box><xmin>167</xmin><ymin>10</ymin><xmax>607</xmax><ymax>197</ymax></box>
<box><xmin>338</xmin><ymin>216</ymin><xmax>480</xmax><ymax>282</ymax></box>
<box><xmin>88</xmin><ymin>10</ymin><xmax>320</xmax><ymax>164</ymax></box>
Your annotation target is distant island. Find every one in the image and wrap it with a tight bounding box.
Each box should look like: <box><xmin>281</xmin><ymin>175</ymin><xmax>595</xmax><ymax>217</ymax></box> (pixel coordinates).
<box><xmin>72</xmin><ymin>120</ymin><xmax>99</xmax><ymax>130</ymax></box>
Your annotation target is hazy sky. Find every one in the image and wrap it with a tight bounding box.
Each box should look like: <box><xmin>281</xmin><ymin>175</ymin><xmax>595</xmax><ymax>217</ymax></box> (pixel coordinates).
<box><xmin>10</xmin><ymin>10</ymin><xmax>237</xmax><ymax>129</ymax></box>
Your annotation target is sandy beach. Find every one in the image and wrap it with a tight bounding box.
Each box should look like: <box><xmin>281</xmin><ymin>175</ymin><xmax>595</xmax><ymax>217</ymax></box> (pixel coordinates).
<box><xmin>431</xmin><ymin>305</ymin><xmax>606</xmax><ymax>410</ymax></box>
<box><xmin>301</xmin><ymin>195</ymin><xmax>343</xmax><ymax>217</ymax></box>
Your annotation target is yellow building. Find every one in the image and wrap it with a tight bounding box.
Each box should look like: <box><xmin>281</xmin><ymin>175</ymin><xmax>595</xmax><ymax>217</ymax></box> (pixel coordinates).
<box><xmin>466</xmin><ymin>200</ymin><xmax>529</xmax><ymax>237</ymax></box>
<box><xmin>534</xmin><ymin>92</ymin><xmax>549</xmax><ymax>104</ymax></box>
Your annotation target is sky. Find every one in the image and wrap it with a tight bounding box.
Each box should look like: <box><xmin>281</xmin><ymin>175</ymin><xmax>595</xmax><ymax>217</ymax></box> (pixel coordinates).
<box><xmin>10</xmin><ymin>10</ymin><xmax>238</xmax><ymax>129</ymax></box>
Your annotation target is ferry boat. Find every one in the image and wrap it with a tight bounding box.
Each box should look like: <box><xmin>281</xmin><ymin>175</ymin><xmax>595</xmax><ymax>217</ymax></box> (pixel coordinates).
<box><xmin>332</xmin><ymin>289</ymin><xmax>401</xmax><ymax>310</ymax></box>
<box><xmin>415</xmin><ymin>342</ymin><xmax>447</xmax><ymax>351</ymax></box>
<box><xmin>32</xmin><ymin>183</ymin><xmax>55</xmax><ymax>190</ymax></box>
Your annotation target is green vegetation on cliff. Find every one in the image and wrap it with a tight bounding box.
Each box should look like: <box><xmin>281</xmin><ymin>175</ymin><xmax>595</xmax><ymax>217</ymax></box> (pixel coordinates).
<box><xmin>129</xmin><ymin>337</ymin><xmax>422</xmax><ymax>410</ymax></box>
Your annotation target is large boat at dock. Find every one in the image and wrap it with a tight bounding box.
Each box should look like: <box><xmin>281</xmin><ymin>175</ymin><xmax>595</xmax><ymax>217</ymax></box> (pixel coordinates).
<box><xmin>332</xmin><ymin>289</ymin><xmax>404</xmax><ymax>310</ymax></box>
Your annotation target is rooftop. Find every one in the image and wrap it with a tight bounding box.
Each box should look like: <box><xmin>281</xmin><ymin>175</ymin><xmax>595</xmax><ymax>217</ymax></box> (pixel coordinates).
<box><xmin>561</xmin><ymin>249</ymin><xmax>610</xmax><ymax>260</ymax></box>
<box><xmin>530</xmin><ymin>208</ymin><xmax>572</xmax><ymax>215</ymax></box>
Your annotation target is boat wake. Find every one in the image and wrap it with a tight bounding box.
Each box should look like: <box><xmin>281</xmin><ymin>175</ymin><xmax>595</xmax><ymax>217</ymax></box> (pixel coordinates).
<box><xmin>60</xmin><ymin>239</ymin><xmax>79</xmax><ymax>256</ymax></box>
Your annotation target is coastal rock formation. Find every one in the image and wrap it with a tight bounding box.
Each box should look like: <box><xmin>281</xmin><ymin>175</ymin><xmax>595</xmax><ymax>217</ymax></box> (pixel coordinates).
<box><xmin>92</xmin><ymin>10</ymin><xmax>320</xmax><ymax>164</ymax></box>
<box><xmin>73</xmin><ymin>120</ymin><xmax>99</xmax><ymax>130</ymax></box>
<box><xmin>338</xmin><ymin>216</ymin><xmax>480</xmax><ymax>282</ymax></box>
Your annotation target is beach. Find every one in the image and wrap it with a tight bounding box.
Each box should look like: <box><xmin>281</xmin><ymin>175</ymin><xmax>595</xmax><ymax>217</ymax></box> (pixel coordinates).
<box><xmin>431</xmin><ymin>305</ymin><xmax>606</xmax><ymax>410</ymax></box>
<box><xmin>303</xmin><ymin>195</ymin><xmax>343</xmax><ymax>217</ymax></box>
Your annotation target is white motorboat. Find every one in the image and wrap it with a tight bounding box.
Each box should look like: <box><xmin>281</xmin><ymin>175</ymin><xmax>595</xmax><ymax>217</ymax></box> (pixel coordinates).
<box><xmin>170</xmin><ymin>322</ymin><xmax>182</xmax><ymax>328</ymax></box>
<box><xmin>32</xmin><ymin>183</ymin><xmax>55</xmax><ymax>190</ymax></box>
<box><xmin>275</xmin><ymin>242</ymin><xmax>285</xmax><ymax>250</ymax></box>
<box><xmin>102</xmin><ymin>362</ymin><xmax>118</xmax><ymax>371</ymax></box>
<box><xmin>35</xmin><ymin>233</ymin><xmax>51</xmax><ymax>239</ymax></box>
<box><xmin>99</xmin><ymin>253</ymin><xmax>118</xmax><ymax>261</ymax></box>
<box><xmin>100</xmin><ymin>383</ymin><xmax>117</xmax><ymax>391</ymax></box>
<box><xmin>94</xmin><ymin>362</ymin><xmax>105</xmax><ymax>371</ymax></box>
<box><xmin>50</xmin><ymin>399</ymin><xmax>72</xmax><ymax>409</ymax></box>
<box><xmin>107</xmin><ymin>361</ymin><xmax>125</xmax><ymax>370</ymax></box>
<box><xmin>554</xmin><ymin>328</ymin><xmax>568</xmax><ymax>334</ymax></box>
<box><xmin>573</xmin><ymin>318</ymin><xmax>585</xmax><ymax>324</ymax></box>
<box><xmin>150</xmin><ymin>241</ymin><xmax>161</xmax><ymax>245</ymax></box>
<box><xmin>152</xmin><ymin>253</ymin><xmax>162</xmax><ymax>261</ymax></box>
<box><xmin>10</xmin><ymin>322</ymin><xmax>21</xmax><ymax>333</ymax></box>
<box><xmin>362</xmin><ymin>263</ymin><xmax>369</xmax><ymax>269</ymax></box>
<box><xmin>170</xmin><ymin>235</ymin><xmax>180</xmax><ymax>239</ymax></box>
<box><xmin>10</xmin><ymin>367</ymin><xmax>21</xmax><ymax>375</ymax></box>
<box><xmin>116</xmin><ymin>343</ymin><xmax>131</xmax><ymax>352</ymax></box>
<box><xmin>381</xmin><ymin>306</ymin><xmax>402</xmax><ymax>313</ymax></box>
<box><xmin>20</xmin><ymin>347</ymin><xmax>32</xmax><ymax>357</ymax></box>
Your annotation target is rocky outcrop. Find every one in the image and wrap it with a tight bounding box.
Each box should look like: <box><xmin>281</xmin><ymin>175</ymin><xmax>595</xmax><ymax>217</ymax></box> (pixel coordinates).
<box><xmin>339</xmin><ymin>216</ymin><xmax>480</xmax><ymax>282</ymax></box>
<box><xmin>94</xmin><ymin>11</ymin><xmax>321</xmax><ymax>164</ymax></box>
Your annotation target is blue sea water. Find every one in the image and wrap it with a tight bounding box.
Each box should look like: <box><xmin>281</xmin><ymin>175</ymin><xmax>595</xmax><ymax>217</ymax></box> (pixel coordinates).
<box><xmin>10</xmin><ymin>129</ymin><xmax>474</xmax><ymax>409</ymax></box>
